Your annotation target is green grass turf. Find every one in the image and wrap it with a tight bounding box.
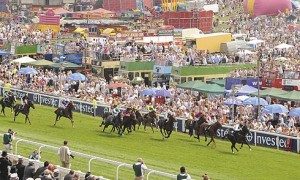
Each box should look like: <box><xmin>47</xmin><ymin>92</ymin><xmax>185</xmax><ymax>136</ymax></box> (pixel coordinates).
<box><xmin>0</xmin><ymin>103</ymin><xmax>299</xmax><ymax>180</ymax></box>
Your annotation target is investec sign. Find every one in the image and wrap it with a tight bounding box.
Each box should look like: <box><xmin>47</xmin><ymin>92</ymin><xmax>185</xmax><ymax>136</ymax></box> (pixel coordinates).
<box><xmin>216</xmin><ymin>126</ymin><xmax>297</xmax><ymax>151</ymax></box>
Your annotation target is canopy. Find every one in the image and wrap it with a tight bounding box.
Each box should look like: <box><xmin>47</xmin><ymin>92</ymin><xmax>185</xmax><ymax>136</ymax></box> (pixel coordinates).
<box><xmin>274</xmin><ymin>43</ymin><xmax>294</xmax><ymax>49</ymax></box>
<box><xmin>49</xmin><ymin>62</ymin><xmax>82</xmax><ymax>69</ymax></box>
<box><xmin>270</xmin><ymin>90</ymin><xmax>300</xmax><ymax>101</ymax></box>
<box><xmin>193</xmin><ymin>84</ymin><xmax>224</xmax><ymax>94</ymax></box>
<box><xmin>102</xmin><ymin>28</ymin><xmax>115</xmax><ymax>35</ymax></box>
<box><xmin>26</xmin><ymin>60</ymin><xmax>54</xmax><ymax>66</ymax></box>
<box><xmin>66</xmin><ymin>73</ymin><xmax>87</xmax><ymax>81</ymax></box>
<box><xmin>288</xmin><ymin>107</ymin><xmax>300</xmax><ymax>117</ymax></box>
<box><xmin>74</xmin><ymin>28</ymin><xmax>88</xmax><ymax>33</ymax></box>
<box><xmin>176</xmin><ymin>80</ymin><xmax>206</xmax><ymax>90</ymax></box>
<box><xmin>18</xmin><ymin>67</ymin><xmax>38</xmax><ymax>75</ymax></box>
<box><xmin>53</xmin><ymin>8</ymin><xmax>71</xmax><ymax>15</ymax></box>
<box><xmin>0</xmin><ymin>50</ymin><xmax>9</xmax><ymax>56</ymax></box>
<box><xmin>210</xmin><ymin>79</ymin><xmax>225</xmax><ymax>87</ymax></box>
<box><xmin>237</xmin><ymin>85</ymin><xmax>258</xmax><ymax>95</ymax></box>
<box><xmin>12</xmin><ymin>56</ymin><xmax>36</xmax><ymax>63</ymax></box>
<box><xmin>262</xmin><ymin>104</ymin><xmax>289</xmax><ymax>114</ymax></box>
<box><xmin>243</xmin><ymin>97</ymin><xmax>268</xmax><ymax>106</ymax></box>
<box><xmin>251</xmin><ymin>87</ymin><xmax>287</xmax><ymax>97</ymax></box>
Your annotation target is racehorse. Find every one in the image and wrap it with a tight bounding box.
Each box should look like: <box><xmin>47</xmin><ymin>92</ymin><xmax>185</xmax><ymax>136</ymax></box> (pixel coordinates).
<box><xmin>54</xmin><ymin>102</ymin><xmax>75</xmax><ymax>128</ymax></box>
<box><xmin>158</xmin><ymin>113</ymin><xmax>177</xmax><ymax>139</ymax></box>
<box><xmin>111</xmin><ymin>112</ymin><xmax>123</xmax><ymax>136</ymax></box>
<box><xmin>0</xmin><ymin>95</ymin><xmax>16</xmax><ymax>116</ymax></box>
<box><xmin>13</xmin><ymin>100</ymin><xmax>35</xmax><ymax>124</ymax></box>
<box><xmin>143</xmin><ymin>110</ymin><xmax>158</xmax><ymax>133</ymax></box>
<box><xmin>100</xmin><ymin>112</ymin><xmax>114</xmax><ymax>132</ymax></box>
<box><xmin>185</xmin><ymin>116</ymin><xmax>207</xmax><ymax>137</ymax></box>
<box><xmin>197</xmin><ymin>121</ymin><xmax>222</xmax><ymax>147</ymax></box>
<box><xmin>122</xmin><ymin>112</ymin><xmax>136</xmax><ymax>134</ymax></box>
<box><xmin>132</xmin><ymin>109</ymin><xmax>144</xmax><ymax>130</ymax></box>
<box><xmin>223</xmin><ymin>125</ymin><xmax>252</xmax><ymax>153</ymax></box>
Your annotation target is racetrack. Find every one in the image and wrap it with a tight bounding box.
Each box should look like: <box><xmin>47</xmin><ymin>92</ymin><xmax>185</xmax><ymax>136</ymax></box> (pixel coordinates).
<box><xmin>0</xmin><ymin>103</ymin><xmax>299</xmax><ymax>180</ymax></box>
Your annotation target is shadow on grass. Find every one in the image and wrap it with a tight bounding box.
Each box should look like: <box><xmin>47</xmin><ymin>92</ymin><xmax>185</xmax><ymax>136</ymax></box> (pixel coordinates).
<box><xmin>48</xmin><ymin>125</ymin><xmax>66</xmax><ymax>129</ymax></box>
<box><xmin>8</xmin><ymin>120</ymin><xmax>26</xmax><ymax>125</ymax></box>
<box><xmin>150</xmin><ymin>137</ymin><xmax>165</xmax><ymax>142</ymax></box>
<box><xmin>177</xmin><ymin>137</ymin><xmax>196</xmax><ymax>143</ymax></box>
<box><xmin>99</xmin><ymin>131</ymin><xmax>122</xmax><ymax>138</ymax></box>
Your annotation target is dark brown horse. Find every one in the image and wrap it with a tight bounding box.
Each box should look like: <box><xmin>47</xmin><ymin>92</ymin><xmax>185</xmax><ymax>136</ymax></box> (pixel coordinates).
<box><xmin>223</xmin><ymin>125</ymin><xmax>252</xmax><ymax>153</ymax></box>
<box><xmin>197</xmin><ymin>121</ymin><xmax>222</xmax><ymax>147</ymax></box>
<box><xmin>132</xmin><ymin>109</ymin><xmax>144</xmax><ymax>130</ymax></box>
<box><xmin>99</xmin><ymin>112</ymin><xmax>114</xmax><ymax>132</ymax></box>
<box><xmin>143</xmin><ymin>111</ymin><xmax>158</xmax><ymax>133</ymax></box>
<box><xmin>158</xmin><ymin>113</ymin><xmax>177</xmax><ymax>139</ymax></box>
<box><xmin>121</xmin><ymin>111</ymin><xmax>136</xmax><ymax>134</ymax></box>
<box><xmin>54</xmin><ymin>102</ymin><xmax>75</xmax><ymax>128</ymax></box>
<box><xmin>0</xmin><ymin>95</ymin><xmax>16</xmax><ymax>116</ymax></box>
<box><xmin>13</xmin><ymin>100</ymin><xmax>35</xmax><ymax>124</ymax></box>
<box><xmin>111</xmin><ymin>111</ymin><xmax>123</xmax><ymax>136</ymax></box>
<box><xmin>185</xmin><ymin>116</ymin><xmax>208</xmax><ymax>137</ymax></box>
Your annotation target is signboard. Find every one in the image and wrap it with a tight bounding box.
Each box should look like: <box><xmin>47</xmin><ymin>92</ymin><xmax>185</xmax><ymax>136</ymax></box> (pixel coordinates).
<box><xmin>1</xmin><ymin>87</ymin><xmax>110</xmax><ymax>117</ymax></box>
<box><xmin>116</xmin><ymin>32</ymin><xmax>144</xmax><ymax>41</ymax></box>
<box><xmin>157</xmin><ymin>30</ymin><xmax>174</xmax><ymax>36</ymax></box>
<box><xmin>225</xmin><ymin>77</ymin><xmax>262</xmax><ymax>90</ymax></box>
<box><xmin>64</xmin><ymin>53</ymin><xmax>83</xmax><ymax>65</ymax></box>
<box><xmin>282</xmin><ymin>79</ymin><xmax>300</xmax><ymax>89</ymax></box>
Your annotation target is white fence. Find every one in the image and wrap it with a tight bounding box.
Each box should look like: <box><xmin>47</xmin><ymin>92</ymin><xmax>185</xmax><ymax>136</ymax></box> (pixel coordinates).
<box><xmin>0</xmin><ymin>134</ymin><xmax>177</xmax><ymax>180</ymax></box>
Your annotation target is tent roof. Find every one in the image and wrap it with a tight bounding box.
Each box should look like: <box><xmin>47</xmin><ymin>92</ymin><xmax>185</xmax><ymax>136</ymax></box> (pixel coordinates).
<box><xmin>0</xmin><ymin>50</ymin><xmax>10</xmax><ymax>56</ymax></box>
<box><xmin>49</xmin><ymin>61</ymin><xmax>82</xmax><ymax>69</ymax></box>
<box><xmin>270</xmin><ymin>90</ymin><xmax>300</xmax><ymax>101</ymax></box>
<box><xmin>237</xmin><ymin>85</ymin><xmax>258</xmax><ymax>95</ymax></box>
<box><xmin>77</xmin><ymin>8</ymin><xmax>115</xmax><ymax>15</ymax></box>
<box><xmin>53</xmin><ymin>8</ymin><xmax>71</xmax><ymax>15</ymax></box>
<box><xmin>274</xmin><ymin>43</ymin><xmax>294</xmax><ymax>49</ymax></box>
<box><xmin>209</xmin><ymin>79</ymin><xmax>225</xmax><ymax>86</ymax></box>
<box><xmin>176</xmin><ymin>80</ymin><xmax>206</xmax><ymax>90</ymax></box>
<box><xmin>251</xmin><ymin>87</ymin><xmax>287</xmax><ymax>97</ymax></box>
<box><xmin>12</xmin><ymin>56</ymin><xmax>36</xmax><ymax>63</ymax></box>
<box><xmin>193</xmin><ymin>84</ymin><xmax>224</xmax><ymax>94</ymax></box>
<box><xmin>26</xmin><ymin>60</ymin><xmax>54</xmax><ymax>66</ymax></box>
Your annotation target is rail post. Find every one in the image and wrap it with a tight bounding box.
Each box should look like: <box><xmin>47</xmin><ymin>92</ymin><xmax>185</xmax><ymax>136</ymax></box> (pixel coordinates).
<box><xmin>116</xmin><ymin>163</ymin><xmax>126</xmax><ymax>180</ymax></box>
<box><xmin>88</xmin><ymin>157</ymin><xmax>97</xmax><ymax>172</ymax></box>
<box><xmin>146</xmin><ymin>170</ymin><xmax>156</xmax><ymax>180</ymax></box>
<box><xmin>38</xmin><ymin>145</ymin><xmax>45</xmax><ymax>161</ymax></box>
<box><xmin>15</xmin><ymin>139</ymin><xmax>23</xmax><ymax>155</ymax></box>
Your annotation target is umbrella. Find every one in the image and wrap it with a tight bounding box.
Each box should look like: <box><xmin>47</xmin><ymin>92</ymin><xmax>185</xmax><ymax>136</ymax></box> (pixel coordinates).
<box><xmin>243</xmin><ymin>97</ymin><xmax>268</xmax><ymax>106</ymax></box>
<box><xmin>236</xmin><ymin>95</ymin><xmax>250</xmax><ymax>101</ymax></box>
<box><xmin>107</xmin><ymin>83</ymin><xmax>130</xmax><ymax>89</ymax></box>
<box><xmin>18</xmin><ymin>67</ymin><xmax>38</xmax><ymax>75</ymax></box>
<box><xmin>224</xmin><ymin>97</ymin><xmax>242</xmax><ymax>105</ymax></box>
<box><xmin>288</xmin><ymin>107</ymin><xmax>300</xmax><ymax>117</ymax></box>
<box><xmin>262</xmin><ymin>104</ymin><xmax>289</xmax><ymax>114</ymax></box>
<box><xmin>66</xmin><ymin>73</ymin><xmax>87</xmax><ymax>81</ymax></box>
<box><xmin>141</xmin><ymin>88</ymin><xmax>157</xmax><ymax>96</ymax></box>
<box><xmin>154</xmin><ymin>89</ymin><xmax>171</xmax><ymax>97</ymax></box>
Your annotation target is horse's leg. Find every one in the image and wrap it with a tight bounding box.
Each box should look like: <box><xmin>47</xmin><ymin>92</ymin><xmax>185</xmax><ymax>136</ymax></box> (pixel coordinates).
<box><xmin>244</xmin><ymin>141</ymin><xmax>252</xmax><ymax>151</ymax></box>
<box><xmin>207</xmin><ymin>136</ymin><xmax>214</xmax><ymax>146</ymax></box>
<box><xmin>233</xmin><ymin>143</ymin><xmax>239</xmax><ymax>152</ymax></box>
<box><xmin>10</xmin><ymin>107</ymin><xmax>13</xmax><ymax>114</ymax></box>
<box><xmin>26</xmin><ymin>115</ymin><xmax>31</xmax><ymax>125</ymax></box>
<box><xmin>54</xmin><ymin>115</ymin><xmax>59</xmax><ymax>126</ymax></box>
<box><xmin>13</xmin><ymin>111</ymin><xmax>17</xmax><ymax>122</ymax></box>
<box><xmin>240</xmin><ymin>143</ymin><xmax>244</xmax><ymax>149</ymax></box>
<box><xmin>204</xmin><ymin>131</ymin><xmax>208</xmax><ymax>142</ymax></box>
<box><xmin>71</xmin><ymin>118</ymin><xmax>74</xmax><ymax>128</ymax></box>
<box><xmin>150</xmin><ymin>123</ymin><xmax>154</xmax><ymax>133</ymax></box>
<box><xmin>160</xmin><ymin>127</ymin><xmax>165</xmax><ymax>139</ymax></box>
<box><xmin>166</xmin><ymin>130</ymin><xmax>172</xmax><ymax>138</ymax></box>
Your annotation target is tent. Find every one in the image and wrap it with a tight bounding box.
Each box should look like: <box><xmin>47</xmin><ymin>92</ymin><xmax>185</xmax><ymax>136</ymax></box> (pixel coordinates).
<box><xmin>274</xmin><ymin>43</ymin><xmax>294</xmax><ymax>49</ymax></box>
<box><xmin>176</xmin><ymin>80</ymin><xmax>206</xmax><ymax>90</ymax></box>
<box><xmin>193</xmin><ymin>84</ymin><xmax>224</xmax><ymax>94</ymax></box>
<box><xmin>209</xmin><ymin>79</ymin><xmax>225</xmax><ymax>87</ymax></box>
<box><xmin>12</xmin><ymin>56</ymin><xmax>36</xmax><ymax>63</ymax></box>
<box><xmin>53</xmin><ymin>8</ymin><xmax>71</xmax><ymax>15</ymax></box>
<box><xmin>0</xmin><ymin>50</ymin><xmax>9</xmax><ymax>56</ymax></box>
<box><xmin>237</xmin><ymin>85</ymin><xmax>258</xmax><ymax>95</ymax></box>
<box><xmin>26</xmin><ymin>60</ymin><xmax>54</xmax><ymax>66</ymax></box>
<box><xmin>270</xmin><ymin>90</ymin><xmax>300</xmax><ymax>101</ymax></box>
<box><xmin>251</xmin><ymin>87</ymin><xmax>287</xmax><ymax>97</ymax></box>
<box><xmin>49</xmin><ymin>62</ymin><xmax>82</xmax><ymax>69</ymax></box>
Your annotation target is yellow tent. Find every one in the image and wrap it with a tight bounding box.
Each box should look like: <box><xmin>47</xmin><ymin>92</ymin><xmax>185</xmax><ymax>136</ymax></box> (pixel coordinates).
<box><xmin>102</xmin><ymin>28</ymin><xmax>116</xmax><ymax>36</ymax></box>
<box><xmin>74</xmin><ymin>28</ymin><xmax>88</xmax><ymax>37</ymax></box>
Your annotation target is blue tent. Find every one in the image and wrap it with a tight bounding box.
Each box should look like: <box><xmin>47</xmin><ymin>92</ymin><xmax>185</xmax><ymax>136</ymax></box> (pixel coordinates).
<box><xmin>0</xmin><ymin>50</ymin><xmax>9</xmax><ymax>56</ymax></box>
<box><xmin>237</xmin><ymin>85</ymin><xmax>258</xmax><ymax>95</ymax></box>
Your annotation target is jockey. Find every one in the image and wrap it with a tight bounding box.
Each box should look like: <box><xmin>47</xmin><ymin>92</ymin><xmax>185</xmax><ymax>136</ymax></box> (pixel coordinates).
<box><xmin>112</xmin><ymin>104</ymin><xmax>120</xmax><ymax>122</ymax></box>
<box><xmin>146</xmin><ymin>102</ymin><xmax>154</xmax><ymax>112</ymax></box>
<box><xmin>123</xmin><ymin>107</ymin><xmax>131</xmax><ymax>117</ymax></box>
<box><xmin>60</xmin><ymin>98</ymin><xmax>70</xmax><ymax>115</ymax></box>
<box><xmin>164</xmin><ymin>109</ymin><xmax>171</xmax><ymax>123</ymax></box>
<box><xmin>232</xmin><ymin>120</ymin><xmax>242</xmax><ymax>138</ymax></box>
<box><xmin>21</xmin><ymin>94</ymin><xmax>29</xmax><ymax>109</ymax></box>
<box><xmin>3</xmin><ymin>91</ymin><xmax>12</xmax><ymax>103</ymax></box>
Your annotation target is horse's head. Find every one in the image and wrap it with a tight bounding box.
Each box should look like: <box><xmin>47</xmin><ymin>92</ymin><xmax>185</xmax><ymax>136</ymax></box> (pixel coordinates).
<box><xmin>241</xmin><ymin>125</ymin><xmax>250</xmax><ymax>136</ymax></box>
<box><xmin>150</xmin><ymin>110</ymin><xmax>157</xmax><ymax>119</ymax></box>
<box><xmin>67</xmin><ymin>102</ymin><xmax>75</xmax><ymax>110</ymax></box>
<box><xmin>29</xmin><ymin>101</ymin><xmax>35</xmax><ymax>109</ymax></box>
<box><xmin>9</xmin><ymin>95</ymin><xmax>16</xmax><ymax>103</ymax></box>
<box><xmin>168</xmin><ymin>114</ymin><xmax>176</xmax><ymax>122</ymax></box>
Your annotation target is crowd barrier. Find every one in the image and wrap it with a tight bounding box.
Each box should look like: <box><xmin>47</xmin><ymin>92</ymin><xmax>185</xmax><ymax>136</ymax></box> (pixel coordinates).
<box><xmin>1</xmin><ymin>87</ymin><xmax>300</xmax><ymax>154</ymax></box>
<box><xmin>0</xmin><ymin>134</ymin><xmax>177</xmax><ymax>180</ymax></box>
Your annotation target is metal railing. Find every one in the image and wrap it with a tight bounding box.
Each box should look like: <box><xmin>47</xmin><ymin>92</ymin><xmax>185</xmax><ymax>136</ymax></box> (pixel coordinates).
<box><xmin>0</xmin><ymin>134</ymin><xmax>177</xmax><ymax>180</ymax></box>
